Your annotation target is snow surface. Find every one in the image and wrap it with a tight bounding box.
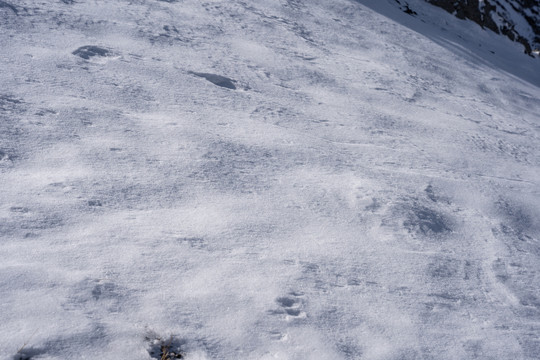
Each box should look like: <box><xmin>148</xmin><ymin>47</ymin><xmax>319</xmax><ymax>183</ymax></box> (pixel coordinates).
<box><xmin>1</xmin><ymin>0</ymin><xmax>539</xmax><ymax>359</ymax></box>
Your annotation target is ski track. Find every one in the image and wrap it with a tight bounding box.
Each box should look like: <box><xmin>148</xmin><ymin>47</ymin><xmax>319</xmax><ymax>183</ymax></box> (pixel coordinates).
<box><xmin>1</xmin><ymin>0</ymin><xmax>539</xmax><ymax>359</ymax></box>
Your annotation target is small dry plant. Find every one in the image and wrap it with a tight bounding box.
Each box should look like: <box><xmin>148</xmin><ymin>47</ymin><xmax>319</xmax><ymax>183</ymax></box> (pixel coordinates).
<box><xmin>159</xmin><ymin>336</ymin><xmax>183</xmax><ymax>360</ymax></box>
<box><xmin>146</xmin><ymin>332</ymin><xmax>184</xmax><ymax>359</ymax></box>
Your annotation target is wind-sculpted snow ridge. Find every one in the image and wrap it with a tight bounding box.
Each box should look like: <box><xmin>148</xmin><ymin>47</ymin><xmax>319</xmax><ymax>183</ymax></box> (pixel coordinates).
<box><xmin>1</xmin><ymin>0</ymin><xmax>539</xmax><ymax>359</ymax></box>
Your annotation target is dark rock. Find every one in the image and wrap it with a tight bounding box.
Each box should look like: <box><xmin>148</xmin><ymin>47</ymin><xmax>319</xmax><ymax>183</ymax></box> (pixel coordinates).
<box><xmin>394</xmin><ymin>0</ymin><xmax>418</xmax><ymax>16</ymax></box>
<box><xmin>404</xmin><ymin>5</ymin><xmax>417</xmax><ymax>16</ymax></box>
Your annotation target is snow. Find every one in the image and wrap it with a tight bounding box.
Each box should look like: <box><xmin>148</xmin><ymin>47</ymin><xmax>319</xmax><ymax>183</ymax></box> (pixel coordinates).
<box><xmin>1</xmin><ymin>0</ymin><xmax>539</xmax><ymax>359</ymax></box>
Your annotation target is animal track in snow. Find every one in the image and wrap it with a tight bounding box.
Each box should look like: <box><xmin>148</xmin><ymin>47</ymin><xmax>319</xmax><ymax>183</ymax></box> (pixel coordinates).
<box><xmin>63</xmin><ymin>278</ymin><xmax>124</xmax><ymax>314</ymax></box>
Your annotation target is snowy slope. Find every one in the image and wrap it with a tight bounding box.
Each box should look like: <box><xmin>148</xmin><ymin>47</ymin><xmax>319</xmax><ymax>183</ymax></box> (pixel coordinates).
<box><xmin>422</xmin><ymin>0</ymin><xmax>540</xmax><ymax>55</ymax></box>
<box><xmin>360</xmin><ymin>0</ymin><xmax>540</xmax><ymax>86</ymax></box>
<box><xmin>1</xmin><ymin>0</ymin><xmax>539</xmax><ymax>359</ymax></box>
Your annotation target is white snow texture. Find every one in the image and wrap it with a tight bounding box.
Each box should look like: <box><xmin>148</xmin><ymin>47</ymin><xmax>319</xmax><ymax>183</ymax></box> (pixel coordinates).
<box><xmin>1</xmin><ymin>0</ymin><xmax>539</xmax><ymax>359</ymax></box>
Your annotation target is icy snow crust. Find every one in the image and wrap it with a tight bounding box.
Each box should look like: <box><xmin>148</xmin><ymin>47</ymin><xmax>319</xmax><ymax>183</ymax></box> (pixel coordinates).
<box><xmin>1</xmin><ymin>0</ymin><xmax>539</xmax><ymax>359</ymax></box>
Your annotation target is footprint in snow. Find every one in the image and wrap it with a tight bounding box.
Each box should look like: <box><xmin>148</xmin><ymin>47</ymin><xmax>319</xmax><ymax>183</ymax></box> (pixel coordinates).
<box><xmin>272</xmin><ymin>292</ymin><xmax>306</xmax><ymax>320</ymax></box>
<box><xmin>72</xmin><ymin>46</ymin><xmax>113</xmax><ymax>60</ymax></box>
